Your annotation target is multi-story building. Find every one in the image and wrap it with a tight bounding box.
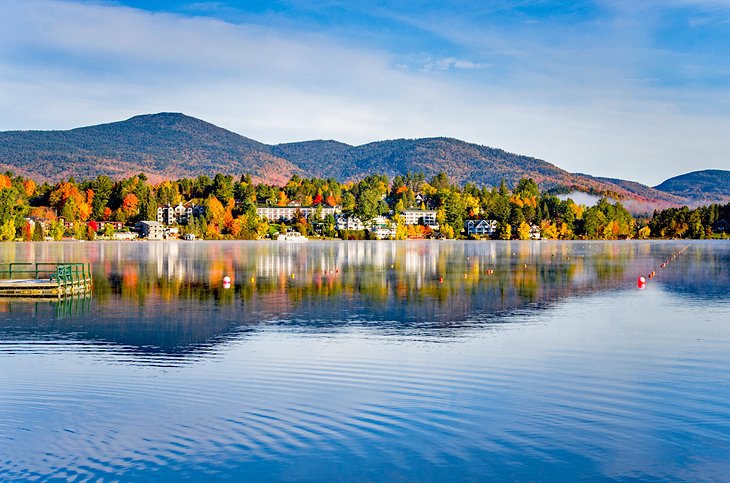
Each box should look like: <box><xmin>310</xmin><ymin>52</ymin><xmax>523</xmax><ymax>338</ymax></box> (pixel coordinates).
<box><xmin>402</xmin><ymin>209</ymin><xmax>439</xmax><ymax>229</ymax></box>
<box><xmin>335</xmin><ymin>214</ymin><xmax>365</xmax><ymax>231</ymax></box>
<box><xmin>137</xmin><ymin>221</ymin><xmax>166</xmax><ymax>240</ymax></box>
<box><xmin>90</xmin><ymin>220</ymin><xmax>124</xmax><ymax>232</ymax></box>
<box><xmin>256</xmin><ymin>205</ymin><xmax>340</xmax><ymax>223</ymax></box>
<box><xmin>157</xmin><ymin>202</ymin><xmax>203</xmax><ymax>225</ymax></box>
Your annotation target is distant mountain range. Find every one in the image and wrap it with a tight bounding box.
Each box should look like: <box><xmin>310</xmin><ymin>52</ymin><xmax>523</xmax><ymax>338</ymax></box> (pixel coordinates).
<box><xmin>653</xmin><ymin>170</ymin><xmax>730</xmax><ymax>206</ymax></box>
<box><xmin>0</xmin><ymin>112</ymin><xmax>727</xmax><ymax>209</ymax></box>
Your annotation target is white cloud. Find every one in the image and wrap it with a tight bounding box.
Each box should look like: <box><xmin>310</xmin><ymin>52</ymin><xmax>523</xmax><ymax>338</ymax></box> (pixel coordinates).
<box><xmin>420</xmin><ymin>56</ymin><xmax>490</xmax><ymax>71</ymax></box>
<box><xmin>0</xmin><ymin>0</ymin><xmax>729</xmax><ymax>186</ymax></box>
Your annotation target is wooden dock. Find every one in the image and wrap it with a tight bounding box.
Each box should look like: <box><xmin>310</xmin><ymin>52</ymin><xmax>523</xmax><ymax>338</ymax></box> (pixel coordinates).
<box><xmin>0</xmin><ymin>263</ymin><xmax>92</xmax><ymax>298</ymax></box>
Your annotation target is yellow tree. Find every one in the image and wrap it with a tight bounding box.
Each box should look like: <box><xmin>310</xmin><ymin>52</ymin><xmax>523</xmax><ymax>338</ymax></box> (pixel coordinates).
<box><xmin>517</xmin><ymin>221</ymin><xmax>531</xmax><ymax>240</ymax></box>
<box><xmin>0</xmin><ymin>219</ymin><xmax>15</xmax><ymax>241</ymax></box>
<box><xmin>23</xmin><ymin>179</ymin><xmax>36</xmax><ymax>197</ymax></box>
<box><xmin>207</xmin><ymin>196</ymin><xmax>226</xmax><ymax>228</ymax></box>
<box><xmin>540</xmin><ymin>220</ymin><xmax>558</xmax><ymax>239</ymax></box>
<box><xmin>558</xmin><ymin>222</ymin><xmax>574</xmax><ymax>240</ymax></box>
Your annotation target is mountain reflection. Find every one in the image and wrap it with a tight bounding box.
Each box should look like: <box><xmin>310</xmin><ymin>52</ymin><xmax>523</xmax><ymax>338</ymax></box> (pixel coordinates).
<box><xmin>0</xmin><ymin>241</ymin><xmax>727</xmax><ymax>360</ymax></box>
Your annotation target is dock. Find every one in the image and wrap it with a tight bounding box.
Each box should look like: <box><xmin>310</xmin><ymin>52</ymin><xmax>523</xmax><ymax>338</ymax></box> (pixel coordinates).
<box><xmin>0</xmin><ymin>262</ymin><xmax>92</xmax><ymax>297</ymax></box>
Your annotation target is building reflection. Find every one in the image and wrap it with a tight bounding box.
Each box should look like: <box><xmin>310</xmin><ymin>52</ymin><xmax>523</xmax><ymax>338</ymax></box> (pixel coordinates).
<box><xmin>0</xmin><ymin>241</ymin><xmax>727</xmax><ymax>360</ymax></box>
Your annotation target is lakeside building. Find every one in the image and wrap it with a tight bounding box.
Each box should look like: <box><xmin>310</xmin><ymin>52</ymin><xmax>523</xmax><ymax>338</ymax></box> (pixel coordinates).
<box><xmin>414</xmin><ymin>193</ymin><xmax>436</xmax><ymax>210</ymax></box>
<box><xmin>157</xmin><ymin>202</ymin><xmax>203</xmax><ymax>225</ymax></box>
<box><xmin>335</xmin><ymin>214</ymin><xmax>365</xmax><ymax>231</ymax></box>
<box><xmin>403</xmin><ymin>209</ymin><xmax>439</xmax><ymax>230</ymax></box>
<box><xmin>89</xmin><ymin>220</ymin><xmax>124</xmax><ymax>232</ymax></box>
<box><xmin>137</xmin><ymin>221</ymin><xmax>166</xmax><ymax>240</ymax></box>
<box><xmin>366</xmin><ymin>215</ymin><xmax>396</xmax><ymax>239</ymax></box>
<box><xmin>530</xmin><ymin>224</ymin><xmax>541</xmax><ymax>240</ymax></box>
<box><xmin>256</xmin><ymin>205</ymin><xmax>340</xmax><ymax>223</ymax></box>
<box><xmin>57</xmin><ymin>217</ymin><xmax>76</xmax><ymax>231</ymax></box>
<box><xmin>464</xmin><ymin>219</ymin><xmax>498</xmax><ymax>237</ymax></box>
<box><xmin>112</xmin><ymin>231</ymin><xmax>138</xmax><ymax>241</ymax></box>
<box><xmin>24</xmin><ymin>217</ymin><xmax>52</xmax><ymax>232</ymax></box>
<box><xmin>370</xmin><ymin>225</ymin><xmax>396</xmax><ymax>240</ymax></box>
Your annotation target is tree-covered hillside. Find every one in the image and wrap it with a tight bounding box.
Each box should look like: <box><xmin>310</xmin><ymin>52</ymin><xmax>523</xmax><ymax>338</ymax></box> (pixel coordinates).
<box><xmin>0</xmin><ymin>113</ymin><xmax>722</xmax><ymax>209</ymax></box>
<box><xmin>654</xmin><ymin>170</ymin><xmax>730</xmax><ymax>204</ymax></box>
<box><xmin>0</xmin><ymin>113</ymin><xmax>302</xmax><ymax>184</ymax></box>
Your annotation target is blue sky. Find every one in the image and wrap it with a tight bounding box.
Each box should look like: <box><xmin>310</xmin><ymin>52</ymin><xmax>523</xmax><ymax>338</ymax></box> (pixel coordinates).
<box><xmin>1</xmin><ymin>0</ymin><xmax>730</xmax><ymax>185</ymax></box>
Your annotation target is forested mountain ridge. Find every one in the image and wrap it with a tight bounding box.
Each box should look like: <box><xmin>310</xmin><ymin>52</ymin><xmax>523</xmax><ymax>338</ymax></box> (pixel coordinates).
<box><xmin>654</xmin><ymin>170</ymin><xmax>730</xmax><ymax>205</ymax></box>
<box><xmin>0</xmin><ymin>113</ymin><xmax>303</xmax><ymax>185</ymax></box>
<box><xmin>0</xmin><ymin>112</ymin><xmax>722</xmax><ymax>208</ymax></box>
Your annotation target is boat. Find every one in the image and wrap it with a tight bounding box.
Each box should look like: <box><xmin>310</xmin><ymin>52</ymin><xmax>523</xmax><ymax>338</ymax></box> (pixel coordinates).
<box><xmin>277</xmin><ymin>230</ymin><xmax>308</xmax><ymax>242</ymax></box>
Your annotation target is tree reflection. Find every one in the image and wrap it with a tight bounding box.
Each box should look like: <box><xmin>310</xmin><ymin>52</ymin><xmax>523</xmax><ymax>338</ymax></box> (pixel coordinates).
<box><xmin>0</xmin><ymin>240</ymin><xmax>727</xmax><ymax>359</ymax></box>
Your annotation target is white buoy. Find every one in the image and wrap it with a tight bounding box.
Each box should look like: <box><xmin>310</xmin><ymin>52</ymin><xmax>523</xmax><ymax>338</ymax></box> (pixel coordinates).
<box><xmin>223</xmin><ymin>276</ymin><xmax>231</xmax><ymax>284</ymax></box>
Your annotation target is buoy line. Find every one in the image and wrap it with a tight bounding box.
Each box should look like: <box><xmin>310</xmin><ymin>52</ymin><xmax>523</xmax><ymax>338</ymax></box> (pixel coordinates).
<box><xmin>638</xmin><ymin>243</ymin><xmax>691</xmax><ymax>289</ymax></box>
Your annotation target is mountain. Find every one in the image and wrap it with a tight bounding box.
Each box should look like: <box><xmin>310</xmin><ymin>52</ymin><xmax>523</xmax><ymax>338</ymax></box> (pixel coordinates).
<box><xmin>654</xmin><ymin>170</ymin><xmax>730</xmax><ymax>205</ymax></box>
<box><xmin>0</xmin><ymin>113</ymin><xmax>302</xmax><ymax>184</ymax></box>
<box><xmin>0</xmin><ymin>112</ymin><xmax>721</xmax><ymax>208</ymax></box>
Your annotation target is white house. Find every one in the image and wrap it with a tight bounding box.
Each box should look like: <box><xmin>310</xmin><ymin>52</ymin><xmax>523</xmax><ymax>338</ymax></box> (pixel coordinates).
<box><xmin>370</xmin><ymin>225</ymin><xmax>396</xmax><ymax>240</ymax></box>
<box><xmin>530</xmin><ymin>224</ymin><xmax>541</xmax><ymax>240</ymax></box>
<box><xmin>335</xmin><ymin>214</ymin><xmax>365</xmax><ymax>231</ymax></box>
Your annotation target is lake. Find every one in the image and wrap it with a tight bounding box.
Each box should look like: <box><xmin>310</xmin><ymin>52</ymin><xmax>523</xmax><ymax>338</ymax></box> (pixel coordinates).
<box><xmin>1</xmin><ymin>240</ymin><xmax>729</xmax><ymax>481</ymax></box>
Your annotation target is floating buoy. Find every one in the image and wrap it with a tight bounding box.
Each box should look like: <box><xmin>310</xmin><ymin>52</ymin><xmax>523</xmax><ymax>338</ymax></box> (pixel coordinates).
<box><xmin>223</xmin><ymin>281</ymin><xmax>231</xmax><ymax>289</ymax></box>
<box><xmin>637</xmin><ymin>276</ymin><xmax>646</xmax><ymax>289</ymax></box>
<box><xmin>439</xmin><ymin>277</ymin><xmax>444</xmax><ymax>283</ymax></box>
<box><xmin>223</xmin><ymin>276</ymin><xmax>231</xmax><ymax>284</ymax></box>
<box><xmin>291</xmin><ymin>273</ymin><xmax>295</xmax><ymax>278</ymax></box>
<box><xmin>250</xmin><ymin>277</ymin><xmax>255</xmax><ymax>283</ymax></box>
<box><xmin>464</xmin><ymin>273</ymin><xmax>467</xmax><ymax>279</ymax></box>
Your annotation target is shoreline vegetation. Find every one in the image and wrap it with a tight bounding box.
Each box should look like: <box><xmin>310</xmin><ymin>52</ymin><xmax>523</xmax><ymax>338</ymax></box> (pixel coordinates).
<box><xmin>0</xmin><ymin>171</ymin><xmax>728</xmax><ymax>242</ymax></box>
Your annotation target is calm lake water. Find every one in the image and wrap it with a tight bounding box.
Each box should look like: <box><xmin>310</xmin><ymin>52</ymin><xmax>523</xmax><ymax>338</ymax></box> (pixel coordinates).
<box><xmin>1</xmin><ymin>240</ymin><xmax>729</xmax><ymax>481</ymax></box>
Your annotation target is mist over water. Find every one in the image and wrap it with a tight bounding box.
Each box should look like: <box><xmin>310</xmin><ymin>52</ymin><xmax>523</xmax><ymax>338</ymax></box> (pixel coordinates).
<box><xmin>1</xmin><ymin>240</ymin><xmax>729</xmax><ymax>481</ymax></box>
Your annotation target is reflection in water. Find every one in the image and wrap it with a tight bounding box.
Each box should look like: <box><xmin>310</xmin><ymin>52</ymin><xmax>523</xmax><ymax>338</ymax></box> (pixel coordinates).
<box><xmin>1</xmin><ymin>241</ymin><xmax>730</xmax><ymax>481</ymax></box>
<box><xmin>0</xmin><ymin>240</ymin><xmax>728</xmax><ymax>357</ymax></box>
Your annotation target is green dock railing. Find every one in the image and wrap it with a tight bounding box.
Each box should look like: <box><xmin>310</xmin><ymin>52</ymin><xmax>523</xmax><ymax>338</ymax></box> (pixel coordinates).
<box><xmin>0</xmin><ymin>262</ymin><xmax>93</xmax><ymax>297</ymax></box>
